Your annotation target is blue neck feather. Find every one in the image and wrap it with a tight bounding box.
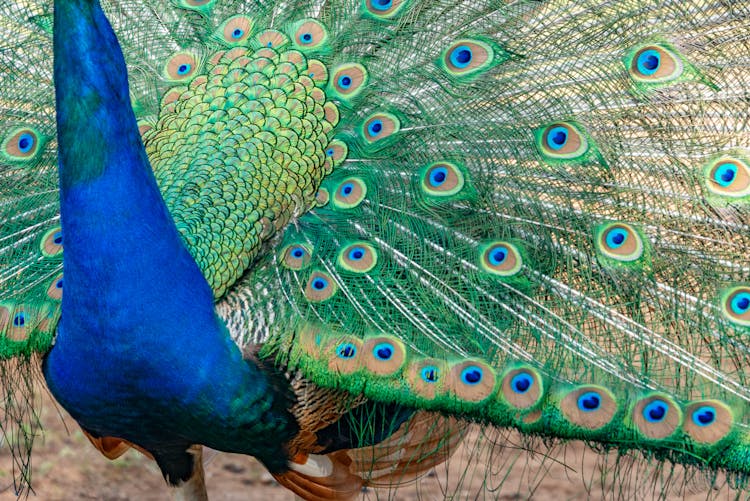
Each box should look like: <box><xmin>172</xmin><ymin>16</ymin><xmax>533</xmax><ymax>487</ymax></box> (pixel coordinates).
<box><xmin>45</xmin><ymin>0</ymin><xmax>295</xmax><ymax>473</ymax></box>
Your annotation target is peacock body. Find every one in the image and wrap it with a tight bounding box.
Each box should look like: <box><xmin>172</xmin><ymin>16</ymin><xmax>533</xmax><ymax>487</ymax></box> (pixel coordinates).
<box><xmin>1</xmin><ymin>0</ymin><xmax>749</xmax><ymax>498</ymax></box>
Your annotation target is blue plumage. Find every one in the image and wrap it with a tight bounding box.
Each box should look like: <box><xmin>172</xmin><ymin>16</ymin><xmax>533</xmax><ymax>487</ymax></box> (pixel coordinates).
<box><xmin>1</xmin><ymin>0</ymin><xmax>749</xmax><ymax>498</ymax></box>
<box><xmin>45</xmin><ymin>0</ymin><xmax>296</xmax><ymax>481</ymax></box>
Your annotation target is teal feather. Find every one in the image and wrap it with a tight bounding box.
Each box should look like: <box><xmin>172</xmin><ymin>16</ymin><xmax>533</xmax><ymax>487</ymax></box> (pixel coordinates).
<box><xmin>1</xmin><ymin>0</ymin><xmax>750</xmax><ymax>498</ymax></box>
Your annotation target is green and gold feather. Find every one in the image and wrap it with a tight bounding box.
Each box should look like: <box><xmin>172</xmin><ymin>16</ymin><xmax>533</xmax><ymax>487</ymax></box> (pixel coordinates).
<box><xmin>1</xmin><ymin>0</ymin><xmax>749</xmax><ymax>497</ymax></box>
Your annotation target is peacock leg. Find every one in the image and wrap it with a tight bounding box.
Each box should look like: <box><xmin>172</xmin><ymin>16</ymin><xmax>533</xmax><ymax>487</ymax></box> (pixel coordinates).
<box><xmin>172</xmin><ymin>445</ymin><xmax>208</xmax><ymax>501</ymax></box>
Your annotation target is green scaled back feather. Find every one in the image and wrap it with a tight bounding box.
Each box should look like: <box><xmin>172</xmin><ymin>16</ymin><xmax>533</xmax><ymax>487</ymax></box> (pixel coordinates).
<box><xmin>2</xmin><ymin>0</ymin><xmax>750</xmax><ymax>496</ymax></box>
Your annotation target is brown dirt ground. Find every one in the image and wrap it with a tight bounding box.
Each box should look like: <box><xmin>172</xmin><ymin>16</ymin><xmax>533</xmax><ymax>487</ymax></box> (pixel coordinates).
<box><xmin>0</xmin><ymin>387</ymin><xmax>743</xmax><ymax>501</ymax></box>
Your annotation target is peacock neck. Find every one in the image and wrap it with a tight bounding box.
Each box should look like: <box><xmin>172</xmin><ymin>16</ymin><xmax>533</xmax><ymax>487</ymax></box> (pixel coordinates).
<box><xmin>48</xmin><ymin>1</ymin><xmax>300</xmax><ymax>466</ymax></box>
<box><xmin>53</xmin><ymin>0</ymin><xmax>218</xmax><ymax>342</ymax></box>
<box><xmin>55</xmin><ymin>0</ymin><xmax>145</xmax><ymax>189</ymax></box>
<box><xmin>49</xmin><ymin>0</ymin><xmax>260</xmax><ymax>425</ymax></box>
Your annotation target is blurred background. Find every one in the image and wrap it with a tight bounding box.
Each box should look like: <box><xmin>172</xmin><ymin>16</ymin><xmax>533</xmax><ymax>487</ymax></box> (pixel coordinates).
<box><xmin>0</xmin><ymin>384</ymin><xmax>738</xmax><ymax>500</ymax></box>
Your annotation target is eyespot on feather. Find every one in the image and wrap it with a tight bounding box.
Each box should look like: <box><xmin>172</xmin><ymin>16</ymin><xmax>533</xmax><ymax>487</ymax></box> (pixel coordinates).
<box><xmin>304</xmin><ymin>271</ymin><xmax>337</xmax><ymax>302</ymax></box>
<box><xmin>337</xmin><ymin>242</ymin><xmax>378</xmax><ymax>274</ymax></box>
<box><xmin>480</xmin><ymin>241</ymin><xmax>523</xmax><ymax>277</ymax></box>
<box><xmin>500</xmin><ymin>367</ymin><xmax>544</xmax><ymax>410</ymax></box>
<box><xmin>362</xmin><ymin>336</ymin><xmax>406</xmax><ymax>376</ymax></box>
<box><xmin>407</xmin><ymin>359</ymin><xmax>448</xmax><ymax>399</ymax></box>
<box><xmin>362</xmin><ymin>0</ymin><xmax>411</xmax><ymax>19</ymax></box>
<box><xmin>292</xmin><ymin>19</ymin><xmax>329</xmax><ymax>51</ymax></box>
<box><xmin>560</xmin><ymin>386</ymin><xmax>617</xmax><ymax>430</ymax></box>
<box><xmin>2</xmin><ymin>127</ymin><xmax>45</xmax><ymax>161</ymax></box>
<box><xmin>219</xmin><ymin>15</ymin><xmax>254</xmax><ymax>45</ymax></box>
<box><xmin>47</xmin><ymin>274</ymin><xmax>64</xmax><ymax>301</ymax></box>
<box><xmin>297</xmin><ymin>323</ymin><xmax>325</xmax><ymax>357</ymax></box>
<box><xmin>627</xmin><ymin>45</ymin><xmax>684</xmax><ymax>83</ymax></box>
<box><xmin>332</xmin><ymin>177</ymin><xmax>367</xmax><ymax>209</ymax></box>
<box><xmin>40</xmin><ymin>227</ymin><xmax>63</xmax><ymax>257</ymax></box>
<box><xmin>324</xmin><ymin>335</ymin><xmax>363</xmax><ymax>374</ymax></box>
<box><xmin>683</xmin><ymin>400</ymin><xmax>733</xmax><ymax>444</ymax></box>
<box><xmin>36</xmin><ymin>309</ymin><xmax>58</xmax><ymax>335</ymax></box>
<box><xmin>323</xmin><ymin>102</ymin><xmax>340</xmax><ymax>127</ymax></box>
<box><xmin>704</xmin><ymin>155</ymin><xmax>750</xmax><ymax>199</ymax></box>
<box><xmin>164</xmin><ymin>52</ymin><xmax>200</xmax><ymax>82</ymax></box>
<box><xmin>631</xmin><ymin>394</ymin><xmax>682</xmax><ymax>439</ymax></box>
<box><xmin>440</xmin><ymin>39</ymin><xmax>495</xmax><ymax>79</ymax></box>
<box><xmin>255</xmin><ymin>30</ymin><xmax>289</xmax><ymax>50</ymax></box>
<box><xmin>0</xmin><ymin>303</ymin><xmax>29</xmax><ymax>342</ymax></box>
<box><xmin>595</xmin><ymin>222</ymin><xmax>645</xmax><ymax>263</ymax></box>
<box><xmin>315</xmin><ymin>188</ymin><xmax>330</xmax><ymax>207</ymax></box>
<box><xmin>420</xmin><ymin>162</ymin><xmax>465</xmax><ymax>196</ymax></box>
<box><xmin>536</xmin><ymin>122</ymin><xmax>589</xmax><ymax>160</ymax></box>
<box><xmin>306</xmin><ymin>59</ymin><xmax>329</xmax><ymax>86</ymax></box>
<box><xmin>325</xmin><ymin>140</ymin><xmax>348</xmax><ymax>167</ymax></box>
<box><xmin>280</xmin><ymin>243</ymin><xmax>313</xmax><ymax>270</ymax></box>
<box><xmin>329</xmin><ymin>63</ymin><xmax>369</xmax><ymax>101</ymax></box>
<box><xmin>447</xmin><ymin>360</ymin><xmax>496</xmax><ymax>403</ymax></box>
<box><xmin>719</xmin><ymin>285</ymin><xmax>750</xmax><ymax>326</ymax></box>
<box><xmin>361</xmin><ymin>112</ymin><xmax>400</xmax><ymax>146</ymax></box>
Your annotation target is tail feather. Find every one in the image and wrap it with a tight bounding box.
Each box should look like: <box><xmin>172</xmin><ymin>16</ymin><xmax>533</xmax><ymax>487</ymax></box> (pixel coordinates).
<box><xmin>348</xmin><ymin>411</ymin><xmax>463</xmax><ymax>486</ymax></box>
<box><xmin>1</xmin><ymin>0</ymin><xmax>750</xmax><ymax>496</ymax></box>
<box><xmin>276</xmin><ymin>411</ymin><xmax>463</xmax><ymax>500</ymax></box>
<box><xmin>274</xmin><ymin>451</ymin><xmax>364</xmax><ymax>501</ymax></box>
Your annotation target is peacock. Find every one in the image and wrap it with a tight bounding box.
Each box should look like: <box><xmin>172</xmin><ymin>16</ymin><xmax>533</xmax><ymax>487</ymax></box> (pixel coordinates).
<box><xmin>1</xmin><ymin>0</ymin><xmax>749</xmax><ymax>498</ymax></box>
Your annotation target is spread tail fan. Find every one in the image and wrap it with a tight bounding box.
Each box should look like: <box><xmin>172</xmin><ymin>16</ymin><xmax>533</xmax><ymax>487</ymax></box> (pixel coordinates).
<box><xmin>1</xmin><ymin>0</ymin><xmax>749</xmax><ymax>497</ymax></box>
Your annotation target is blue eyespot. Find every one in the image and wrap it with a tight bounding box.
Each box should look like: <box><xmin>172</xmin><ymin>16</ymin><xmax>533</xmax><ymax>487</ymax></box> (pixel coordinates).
<box><xmin>636</xmin><ymin>49</ymin><xmax>661</xmax><ymax>76</ymax></box>
<box><xmin>714</xmin><ymin>163</ymin><xmax>738</xmax><ymax>187</ymax></box>
<box><xmin>489</xmin><ymin>246</ymin><xmax>507</xmax><ymax>266</ymax></box>
<box><xmin>267</xmin><ymin>41</ymin><xmax>273</xmax><ymax>47</ymax></box>
<box><xmin>577</xmin><ymin>391</ymin><xmax>601</xmax><ymax>412</ymax></box>
<box><xmin>312</xmin><ymin>277</ymin><xmax>328</xmax><ymax>291</ymax></box>
<box><xmin>643</xmin><ymin>400</ymin><xmax>668</xmax><ymax>422</ymax></box>
<box><xmin>692</xmin><ymin>406</ymin><xmax>716</xmax><ymax>427</ymax></box>
<box><xmin>367</xmin><ymin>119</ymin><xmax>383</xmax><ymax>136</ymax></box>
<box><xmin>373</xmin><ymin>342</ymin><xmax>394</xmax><ymax>361</ymax></box>
<box><xmin>17</xmin><ymin>133</ymin><xmax>35</xmax><ymax>153</ymax></box>
<box><xmin>56</xmin><ymin>279</ymin><xmax>63</xmax><ymax>289</ymax></box>
<box><xmin>429</xmin><ymin>166</ymin><xmax>448</xmax><ymax>187</ymax></box>
<box><xmin>605</xmin><ymin>228</ymin><xmax>627</xmax><ymax>249</ymax></box>
<box><xmin>341</xmin><ymin>183</ymin><xmax>354</xmax><ymax>196</ymax></box>
<box><xmin>421</xmin><ymin>366</ymin><xmax>439</xmax><ymax>383</ymax></box>
<box><xmin>348</xmin><ymin>247</ymin><xmax>365</xmax><ymax>261</ymax></box>
<box><xmin>337</xmin><ymin>75</ymin><xmax>352</xmax><ymax>89</ymax></box>
<box><xmin>450</xmin><ymin>45</ymin><xmax>473</xmax><ymax>68</ymax></box>
<box><xmin>231</xmin><ymin>28</ymin><xmax>244</xmax><ymax>39</ymax></box>
<box><xmin>53</xmin><ymin>232</ymin><xmax>63</xmax><ymax>245</ymax></box>
<box><xmin>511</xmin><ymin>373</ymin><xmax>533</xmax><ymax>394</ymax></box>
<box><xmin>13</xmin><ymin>312</ymin><xmax>25</xmax><ymax>327</ymax></box>
<box><xmin>336</xmin><ymin>343</ymin><xmax>357</xmax><ymax>359</ymax></box>
<box><xmin>372</xmin><ymin>0</ymin><xmax>393</xmax><ymax>10</ymax></box>
<box><xmin>461</xmin><ymin>366</ymin><xmax>483</xmax><ymax>385</ymax></box>
<box><xmin>300</xmin><ymin>32</ymin><xmax>313</xmax><ymax>44</ymax></box>
<box><xmin>730</xmin><ymin>292</ymin><xmax>750</xmax><ymax>315</ymax></box>
<box><xmin>291</xmin><ymin>247</ymin><xmax>305</xmax><ymax>259</ymax></box>
<box><xmin>326</xmin><ymin>148</ymin><xmax>334</xmax><ymax>156</ymax></box>
<box><xmin>177</xmin><ymin>64</ymin><xmax>191</xmax><ymax>75</ymax></box>
<box><xmin>545</xmin><ymin>126</ymin><xmax>568</xmax><ymax>150</ymax></box>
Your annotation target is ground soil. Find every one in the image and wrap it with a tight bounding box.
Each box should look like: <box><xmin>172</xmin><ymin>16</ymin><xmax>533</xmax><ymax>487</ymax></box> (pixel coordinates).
<box><xmin>0</xmin><ymin>387</ymin><xmax>741</xmax><ymax>500</ymax></box>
